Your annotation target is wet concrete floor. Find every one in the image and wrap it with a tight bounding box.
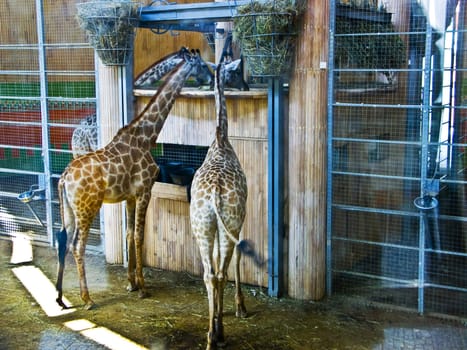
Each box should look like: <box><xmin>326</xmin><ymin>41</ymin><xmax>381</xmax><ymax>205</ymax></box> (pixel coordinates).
<box><xmin>0</xmin><ymin>237</ymin><xmax>465</xmax><ymax>349</ymax></box>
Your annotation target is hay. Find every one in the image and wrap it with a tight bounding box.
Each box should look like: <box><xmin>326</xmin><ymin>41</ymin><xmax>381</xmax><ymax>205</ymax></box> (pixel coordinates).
<box><xmin>233</xmin><ymin>0</ymin><xmax>302</xmax><ymax>77</ymax></box>
<box><xmin>76</xmin><ymin>0</ymin><xmax>140</xmax><ymax>66</ymax></box>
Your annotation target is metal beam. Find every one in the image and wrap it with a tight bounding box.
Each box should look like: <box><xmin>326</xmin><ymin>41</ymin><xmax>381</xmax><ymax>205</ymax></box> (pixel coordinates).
<box><xmin>268</xmin><ymin>78</ymin><xmax>284</xmax><ymax>297</ymax></box>
<box><xmin>138</xmin><ymin>1</ymin><xmax>250</xmax><ymax>33</ymax></box>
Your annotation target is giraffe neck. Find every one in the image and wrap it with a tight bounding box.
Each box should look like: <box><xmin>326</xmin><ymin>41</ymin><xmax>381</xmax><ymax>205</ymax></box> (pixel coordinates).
<box><xmin>119</xmin><ymin>60</ymin><xmax>194</xmax><ymax>148</ymax></box>
<box><xmin>134</xmin><ymin>49</ymin><xmax>185</xmax><ymax>87</ymax></box>
<box><xmin>215</xmin><ymin>64</ymin><xmax>228</xmax><ymax>146</ymax></box>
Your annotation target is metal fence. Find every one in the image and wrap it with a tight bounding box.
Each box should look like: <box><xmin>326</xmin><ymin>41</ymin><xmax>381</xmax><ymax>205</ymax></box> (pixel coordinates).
<box><xmin>0</xmin><ymin>0</ymin><xmax>99</xmax><ymax>248</ymax></box>
<box><xmin>327</xmin><ymin>0</ymin><xmax>466</xmax><ymax>318</ymax></box>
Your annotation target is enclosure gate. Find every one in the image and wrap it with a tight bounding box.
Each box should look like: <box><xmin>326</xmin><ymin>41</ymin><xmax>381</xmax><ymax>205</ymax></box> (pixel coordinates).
<box><xmin>0</xmin><ymin>0</ymin><xmax>99</xmax><ymax>248</ymax></box>
<box><xmin>327</xmin><ymin>0</ymin><xmax>466</xmax><ymax>318</ymax></box>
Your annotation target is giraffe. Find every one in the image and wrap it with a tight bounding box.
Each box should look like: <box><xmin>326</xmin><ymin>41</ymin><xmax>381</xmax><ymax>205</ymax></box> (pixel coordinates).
<box><xmin>190</xmin><ymin>63</ymin><xmax>248</xmax><ymax>349</ymax></box>
<box><xmin>71</xmin><ymin>113</ymin><xmax>98</xmax><ymax>158</ymax></box>
<box><xmin>55</xmin><ymin>48</ymin><xmax>210</xmax><ymax>310</ymax></box>
<box><xmin>134</xmin><ymin>48</ymin><xmax>213</xmax><ymax>88</ymax></box>
<box><xmin>70</xmin><ymin>48</ymin><xmax>212</xmax><ymax>159</ymax></box>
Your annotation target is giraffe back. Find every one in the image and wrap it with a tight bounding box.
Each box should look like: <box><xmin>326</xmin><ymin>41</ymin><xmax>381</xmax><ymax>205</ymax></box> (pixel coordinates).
<box><xmin>191</xmin><ymin>62</ymin><xmax>247</xmax><ymax>234</ymax></box>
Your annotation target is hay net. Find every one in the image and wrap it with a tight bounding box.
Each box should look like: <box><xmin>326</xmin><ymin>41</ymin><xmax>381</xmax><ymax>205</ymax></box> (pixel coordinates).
<box><xmin>76</xmin><ymin>0</ymin><xmax>141</xmax><ymax>66</ymax></box>
<box><xmin>232</xmin><ymin>0</ymin><xmax>302</xmax><ymax>77</ymax></box>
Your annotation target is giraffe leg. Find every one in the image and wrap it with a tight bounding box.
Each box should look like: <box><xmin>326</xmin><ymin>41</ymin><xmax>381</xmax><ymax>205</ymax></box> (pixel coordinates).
<box><xmin>204</xmin><ymin>266</ymin><xmax>218</xmax><ymax>350</ymax></box>
<box><xmin>134</xmin><ymin>193</ymin><xmax>151</xmax><ymax>298</ymax></box>
<box><xmin>234</xmin><ymin>244</ymin><xmax>247</xmax><ymax>318</ymax></box>
<box><xmin>71</xmin><ymin>225</ymin><xmax>94</xmax><ymax>309</ymax></box>
<box><xmin>126</xmin><ymin>199</ymin><xmax>138</xmax><ymax>292</ymax></box>
<box><xmin>214</xmin><ymin>270</ymin><xmax>226</xmax><ymax>347</ymax></box>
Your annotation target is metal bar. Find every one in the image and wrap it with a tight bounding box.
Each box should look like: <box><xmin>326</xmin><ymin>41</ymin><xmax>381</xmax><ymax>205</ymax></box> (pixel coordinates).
<box><xmin>333</xmin><ymin>203</ymin><xmax>467</xmax><ymax>223</ymax></box>
<box><xmin>331</xmin><ymin>170</ymin><xmax>421</xmax><ymax>181</ymax></box>
<box><xmin>332</xmin><ymin>203</ymin><xmax>420</xmax><ymax>217</ymax></box>
<box><xmin>333</xmin><ymin>236</ymin><xmax>420</xmax><ymax>251</ymax></box>
<box><xmin>326</xmin><ymin>0</ymin><xmax>337</xmax><ymax>297</ymax></box>
<box><xmin>0</xmin><ymin>168</ymin><xmax>44</xmax><ymax>176</ymax></box>
<box><xmin>267</xmin><ymin>77</ymin><xmax>284</xmax><ymax>297</ymax></box>
<box><xmin>138</xmin><ymin>1</ymin><xmax>250</xmax><ymax>33</ymax></box>
<box><xmin>416</xmin><ymin>18</ymin><xmax>434</xmax><ymax>316</ymax></box>
<box><xmin>334</xmin><ymin>102</ymin><xmax>425</xmax><ymax>109</ymax></box>
<box><xmin>35</xmin><ymin>0</ymin><xmax>54</xmax><ymax>246</ymax></box>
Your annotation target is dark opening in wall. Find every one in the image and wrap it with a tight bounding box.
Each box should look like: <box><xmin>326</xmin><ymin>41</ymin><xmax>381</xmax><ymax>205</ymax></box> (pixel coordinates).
<box><xmin>154</xmin><ymin>143</ymin><xmax>208</xmax><ymax>186</ymax></box>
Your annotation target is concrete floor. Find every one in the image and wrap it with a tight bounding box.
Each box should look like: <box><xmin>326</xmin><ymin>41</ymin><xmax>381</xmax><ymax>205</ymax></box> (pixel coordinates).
<box><xmin>0</xmin><ymin>237</ymin><xmax>465</xmax><ymax>350</ymax></box>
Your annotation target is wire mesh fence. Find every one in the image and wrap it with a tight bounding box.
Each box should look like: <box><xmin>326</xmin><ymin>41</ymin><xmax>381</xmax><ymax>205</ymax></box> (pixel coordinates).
<box><xmin>0</xmin><ymin>0</ymin><xmax>98</xmax><ymax>247</ymax></box>
<box><xmin>328</xmin><ymin>0</ymin><xmax>467</xmax><ymax>318</ymax></box>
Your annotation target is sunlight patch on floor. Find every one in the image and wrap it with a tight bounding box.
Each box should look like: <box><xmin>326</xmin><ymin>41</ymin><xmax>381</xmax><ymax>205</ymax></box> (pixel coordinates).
<box><xmin>12</xmin><ymin>265</ymin><xmax>76</xmax><ymax>317</ymax></box>
<box><xmin>64</xmin><ymin>319</ymin><xmax>149</xmax><ymax>350</ymax></box>
<box><xmin>10</xmin><ymin>233</ymin><xmax>33</xmax><ymax>264</ymax></box>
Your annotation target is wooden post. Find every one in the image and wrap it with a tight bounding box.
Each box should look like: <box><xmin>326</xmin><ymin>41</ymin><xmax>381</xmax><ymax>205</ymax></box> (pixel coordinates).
<box><xmin>287</xmin><ymin>0</ymin><xmax>329</xmax><ymax>300</ymax></box>
<box><xmin>96</xmin><ymin>58</ymin><xmax>133</xmax><ymax>265</ymax></box>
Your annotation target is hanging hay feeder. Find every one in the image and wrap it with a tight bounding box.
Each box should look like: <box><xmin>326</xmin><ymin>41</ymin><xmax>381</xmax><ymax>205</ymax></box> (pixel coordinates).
<box><xmin>76</xmin><ymin>0</ymin><xmax>141</xmax><ymax>66</ymax></box>
<box><xmin>233</xmin><ymin>0</ymin><xmax>302</xmax><ymax>77</ymax></box>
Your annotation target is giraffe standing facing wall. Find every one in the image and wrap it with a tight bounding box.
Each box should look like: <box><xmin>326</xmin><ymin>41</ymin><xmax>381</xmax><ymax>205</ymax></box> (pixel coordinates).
<box><xmin>55</xmin><ymin>48</ymin><xmax>211</xmax><ymax>310</ymax></box>
<box><xmin>190</xmin><ymin>63</ymin><xmax>248</xmax><ymax>349</ymax></box>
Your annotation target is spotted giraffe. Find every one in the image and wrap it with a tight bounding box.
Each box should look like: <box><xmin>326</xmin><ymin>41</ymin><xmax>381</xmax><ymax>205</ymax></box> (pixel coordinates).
<box><xmin>70</xmin><ymin>48</ymin><xmax>211</xmax><ymax>159</ymax></box>
<box><xmin>134</xmin><ymin>48</ymin><xmax>213</xmax><ymax>88</ymax></box>
<box><xmin>190</xmin><ymin>63</ymin><xmax>248</xmax><ymax>349</ymax></box>
<box><xmin>71</xmin><ymin>113</ymin><xmax>98</xmax><ymax>158</ymax></box>
<box><xmin>55</xmin><ymin>48</ymin><xmax>211</xmax><ymax>310</ymax></box>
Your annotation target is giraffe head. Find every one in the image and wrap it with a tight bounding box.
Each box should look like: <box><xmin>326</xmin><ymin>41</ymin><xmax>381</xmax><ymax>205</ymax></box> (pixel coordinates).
<box><xmin>134</xmin><ymin>47</ymin><xmax>213</xmax><ymax>88</ymax></box>
<box><xmin>188</xmin><ymin>49</ymin><xmax>213</xmax><ymax>87</ymax></box>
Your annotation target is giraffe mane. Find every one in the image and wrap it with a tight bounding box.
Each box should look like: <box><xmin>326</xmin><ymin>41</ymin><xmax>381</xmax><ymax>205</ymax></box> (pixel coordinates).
<box><xmin>111</xmin><ymin>59</ymin><xmax>186</xmax><ymax>140</ymax></box>
<box><xmin>215</xmin><ymin>63</ymin><xmax>228</xmax><ymax>145</ymax></box>
<box><xmin>135</xmin><ymin>60</ymin><xmax>186</xmax><ymax>119</ymax></box>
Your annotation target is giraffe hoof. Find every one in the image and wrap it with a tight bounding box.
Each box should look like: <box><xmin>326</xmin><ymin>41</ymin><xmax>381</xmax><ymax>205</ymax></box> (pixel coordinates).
<box><xmin>84</xmin><ymin>301</ymin><xmax>95</xmax><ymax>310</ymax></box>
<box><xmin>126</xmin><ymin>283</ymin><xmax>138</xmax><ymax>292</ymax></box>
<box><xmin>236</xmin><ymin>309</ymin><xmax>247</xmax><ymax>318</ymax></box>
<box><xmin>138</xmin><ymin>289</ymin><xmax>148</xmax><ymax>299</ymax></box>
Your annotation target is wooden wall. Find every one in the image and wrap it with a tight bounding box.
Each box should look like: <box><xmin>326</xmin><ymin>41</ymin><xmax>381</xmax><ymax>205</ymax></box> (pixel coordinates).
<box><xmin>135</xmin><ymin>89</ymin><xmax>269</xmax><ymax>287</ymax></box>
<box><xmin>287</xmin><ymin>0</ymin><xmax>329</xmax><ymax>300</ymax></box>
<box><xmin>133</xmin><ymin>0</ymin><xmax>214</xmax><ymax>77</ymax></box>
<box><xmin>0</xmin><ymin>0</ymin><xmax>210</xmax><ymax>81</ymax></box>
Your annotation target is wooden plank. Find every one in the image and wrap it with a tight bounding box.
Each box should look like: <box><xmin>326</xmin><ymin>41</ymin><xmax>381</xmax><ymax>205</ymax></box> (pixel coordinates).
<box><xmin>287</xmin><ymin>0</ymin><xmax>329</xmax><ymax>300</ymax></box>
<box><xmin>142</xmin><ymin>95</ymin><xmax>269</xmax><ymax>287</ymax></box>
<box><xmin>151</xmin><ymin>182</ymin><xmax>189</xmax><ymax>202</ymax></box>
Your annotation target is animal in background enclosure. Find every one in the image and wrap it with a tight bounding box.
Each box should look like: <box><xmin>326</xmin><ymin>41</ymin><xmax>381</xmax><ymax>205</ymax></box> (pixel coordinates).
<box><xmin>190</xmin><ymin>63</ymin><xmax>251</xmax><ymax>349</ymax></box>
<box><xmin>71</xmin><ymin>114</ymin><xmax>98</xmax><ymax>158</ymax></box>
<box><xmin>55</xmin><ymin>49</ymin><xmax>211</xmax><ymax>310</ymax></box>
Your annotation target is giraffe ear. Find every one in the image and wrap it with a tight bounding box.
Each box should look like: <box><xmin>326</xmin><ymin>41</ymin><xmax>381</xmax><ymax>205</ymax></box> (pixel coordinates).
<box><xmin>206</xmin><ymin>61</ymin><xmax>217</xmax><ymax>71</ymax></box>
<box><xmin>225</xmin><ymin>59</ymin><xmax>241</xmax><ymax>71</ymax></box>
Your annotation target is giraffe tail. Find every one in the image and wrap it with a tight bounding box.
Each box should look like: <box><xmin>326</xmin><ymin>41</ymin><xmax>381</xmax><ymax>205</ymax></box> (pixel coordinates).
<box><xmin>211</xmin><ymin>187</ymin><xmax>266</xmax><ymax>268</ymax></box>
<box><xmin>55</xmin><ymin>178</ymin><xmax>70</xmax><ymax>309</ymax></box>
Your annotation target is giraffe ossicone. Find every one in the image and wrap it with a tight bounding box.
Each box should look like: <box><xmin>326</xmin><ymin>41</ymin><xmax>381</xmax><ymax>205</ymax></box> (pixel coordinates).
<box><xmin>55</xmin><ymin>48</ymin><xmax>209</xmax><ymax>310</ymax></box>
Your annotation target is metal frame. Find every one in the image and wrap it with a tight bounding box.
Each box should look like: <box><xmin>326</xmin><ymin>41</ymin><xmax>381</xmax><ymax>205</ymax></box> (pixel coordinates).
<box><xmin>35</xmin><ymin>0</ymin><xmax>54</xmax><ymax>245</ymax></box>
<box><xmin>267</xmin><ymin>78</ymin><xmax>284</xmax><ymax>297</ymax></box>
<box><xmin>326</xmin><ymin>0</ymin><xmax>467</xmax><ymax>318</ymax></box>
<box><xmin>0</xmin><ymin>2</ymin><xmax>97</xmax><ymax>247</ymax></box>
